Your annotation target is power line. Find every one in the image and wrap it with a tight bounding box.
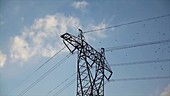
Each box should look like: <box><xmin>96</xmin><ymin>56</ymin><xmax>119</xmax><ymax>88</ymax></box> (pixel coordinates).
<box><xmin>33</xmin><ymin>46</ymin><xmax>66</xmax><ymax>73</ymax></box>
<box><xmin>105</xmin><ymin>39</ymin><xmax>170</xmax><ymax>51</ymax></box>
<box><xmin>47</xmin><ymin>72</ymin><xmax>76</xmax><ymax>95</ymax></box>
<box><xmin>48</xmin><ymin>58</ymin><xmax>169</xmax><ymax>95</ymax></box>
<box><xmin>110</xmin><ymin>59</ymin><xmax>170</xmax><ymax>67</ymax></box>
<box><xmin>47</xmin><ymin>62</ymin><xmax>88</xmax><ymax>95</ymax></box>
<box><xmin>45</xmin><ymin>38</ymin><xmax>170</xmax><ymax>95</ymax></box>
<box><xmin>51</xmin><ymin>75</ymin><xmax>170</xmax><ymax>96</ymax></box>
<box><xmin>47</xmin><ymin>59</ymin><xmax>169</xmax><ymax>95</ymax></box>
<box><xmin>53</xmin><ymin>78</ymin><xmax>76</xmax><ymax>96</ymax></box>
<box><xmin>49</xmin><ymin>53</ymin><xmax>170</xmax><ymax>96</ymax></box>
<box><xmin>109</xmin><ymin>76</ymin><xmax>170</xmax><ymax>82</ymax></box>
<box><xmin>9</xmin><ymin>47</ymin><xmax>66</xmax><ymax>95</ymax></box>
<box><xmin>43</xmin><ymin>14</ymin><xmax>170</xmax><ymax>96</ymax></box>
<box><xmin>83</xmin><ymin>14</ymin><xmax>170</xmax><ymax>33</ymax></box>
<box><xmin>44</xmin><ymin>35</ymin><xmax>170</xmax><ymax>96</ymax></box>
<box><xmin>48</xmin><ymin>61</ymin><xmax>94</xmax><ymax>96</ymax></box>
<box><xmin>18</xmin><ymin>53</ymin><xmax>72</xmax><ymax>96</ymax></box>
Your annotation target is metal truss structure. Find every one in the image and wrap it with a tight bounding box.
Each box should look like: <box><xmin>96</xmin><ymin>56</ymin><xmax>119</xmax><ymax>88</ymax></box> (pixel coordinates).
<box><xmin>61</xmin><ymin>29</ymin><xmax>113</xmax><ymax>96</ymax></box>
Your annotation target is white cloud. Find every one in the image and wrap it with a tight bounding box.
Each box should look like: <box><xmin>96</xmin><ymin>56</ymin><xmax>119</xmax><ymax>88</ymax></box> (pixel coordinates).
<box><xmin>160</xmin><ymin>84</ymin><xmax>170</xmax><ymax>96</ymax></box>
<box><xmin>10</xmin><ymin>36</ymin><xmax>34</xmax><ymax>62</ymax></box>
<box><xmin>0</xmin><ymin>51</ymin><xmax>6</xmax><ymax>68</ymax></box>
<box><xmin>72</xmin><ymin>1</ymin><xmax>89</xmax><ymax>10</ymax></box>
<box><xmin>10</xmin><ymin>13</ymin><xmax>108</xmax><ymax>63</ymax></box>
<box><xmin>89</xmin><ymin>22</ymin><xmax>107</xmax><ymax>38</ymax></box>
<box><xmin>10</xmin><ymin>13</ymin><xmax>81</xmax><ymax>62</ymax></box>
<box><xmin>84</xmin><ymin>21</ymin><xmax>109</xmax><ymax>42</ymax></box>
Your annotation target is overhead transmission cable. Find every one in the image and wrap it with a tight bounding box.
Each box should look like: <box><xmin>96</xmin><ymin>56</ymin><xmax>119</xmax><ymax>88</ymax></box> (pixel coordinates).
<box><xmin>110</xmin><ymin>58</ymin><xmax>170</xmax><ymax>67</ymax></box>
<box><xmin>49</xmin><ymin>58</ymin><xmax>170</xmax><ymax>96</ymax></box>
<box><xmin>52</xmin><ymin>75</ymin><xmax>170</xmax><ymax>96</ymax></box>
<box><xmin>83</xmin><ymin>14</ymin><xmax>170</xmax><ymax>33</ymax></box>
<box><xmin>9</xmin><ymin>46</ymin><xmax>66</xmax><ymax>95</ymax></box>
<box><xmin>109</xmin><ymin>76</ymin><xmax>170</xmax><ymax>82</ymax></box>
<box><xmin>53</xmin><ymin>78</ymin><xmax>76</xmax><ymax>96</ymax></box>
<box><xmin>46</xmin><ymin>38</ymin><xmax>170</xmax><ymax>95</ymax></box>
<box><xmin>47</xmin><ymin>72</ymin><xmax>76</xmax><ymax>95</ymax></box>
<box><xmin>18</xmin><ymin>52</ymin><xmax>72</xmax><ymax>96</ymax></box>
<box><xmin>47</xmin><ymin>62</ymin><xmax>88</xmax><ymax>95</ymax></box>
<box><xmin>46</xmin><ymin>18</ymin><xmax>170</xmax><ymax>95</ymax></box>
<box><xmin>105</xmin><ymin>39</ymin><xmax>170</xmax><ymax>51</ymax></box>
<box><xmin>45</xmin><ymin>39</ymin><xmax>170</xmax><ymax>95</ymax></box>
<box><xmin>43</xmin><ymin>14</ymin><xmax>170</xmax><ymax>96</ymax></box>
<box><xmin>33</xmin><ymin>46</ymin><xmax>66</xmax><ymax>73</ymax></box>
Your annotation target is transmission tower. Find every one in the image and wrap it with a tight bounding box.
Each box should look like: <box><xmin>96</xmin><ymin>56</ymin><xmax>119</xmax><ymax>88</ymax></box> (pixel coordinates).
<box><xmin>61</xmin><ymin>29</ymin><xmax>113</xmax><ymax>96</ymax></box>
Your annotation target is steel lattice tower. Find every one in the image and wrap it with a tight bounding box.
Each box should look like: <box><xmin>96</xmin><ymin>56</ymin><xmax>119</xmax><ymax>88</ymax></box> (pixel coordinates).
<box><xmin>61</xmin><ymin>29</ymin><xmax>112</xmax><ymax>96</ymax></box>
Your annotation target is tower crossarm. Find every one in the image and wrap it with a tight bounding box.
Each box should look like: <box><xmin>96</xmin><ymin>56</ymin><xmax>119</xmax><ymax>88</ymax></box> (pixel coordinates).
<box><xmin>61</xmin><ymin>33</ymin><xmax>112</xmax><ymax>80</ymax></box>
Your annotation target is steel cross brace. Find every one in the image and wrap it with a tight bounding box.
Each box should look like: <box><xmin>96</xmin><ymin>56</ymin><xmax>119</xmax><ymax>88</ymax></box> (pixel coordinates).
<box><xmin>61</xmin><ymin>32</ymin><xmax>112</xmax><ymax>96</ymax></box>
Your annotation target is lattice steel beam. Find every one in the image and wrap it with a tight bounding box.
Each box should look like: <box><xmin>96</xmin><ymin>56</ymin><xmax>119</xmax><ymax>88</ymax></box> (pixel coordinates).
<box><xmin>61</xmin><ymin>30</ymin><xmax>112</xmax><ymax>96</ymax></box>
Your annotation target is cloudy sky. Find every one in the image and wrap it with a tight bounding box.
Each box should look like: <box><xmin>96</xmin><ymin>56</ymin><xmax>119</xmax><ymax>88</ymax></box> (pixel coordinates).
<box><xmin>0</xmin><ymin>0</ymin><xmax>170</xmax><ymax>96</ymax></box>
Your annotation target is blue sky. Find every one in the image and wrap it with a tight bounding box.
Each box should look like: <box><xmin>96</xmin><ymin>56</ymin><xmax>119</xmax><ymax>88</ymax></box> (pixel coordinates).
<box><xmin>0</xmin><ymin>0</ymin><xmax>170</xmax><ymax>96</ymax></box>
